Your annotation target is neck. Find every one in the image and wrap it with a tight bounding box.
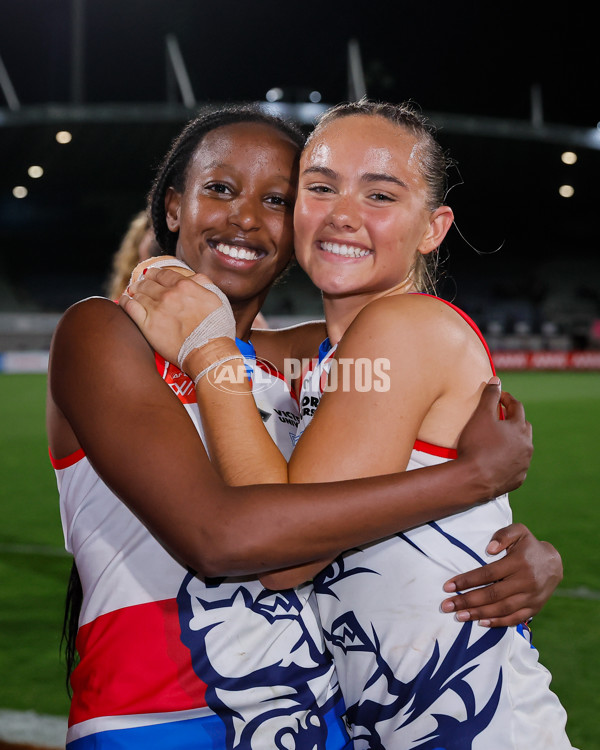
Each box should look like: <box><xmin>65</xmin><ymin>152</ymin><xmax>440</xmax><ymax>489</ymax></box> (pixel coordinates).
<box><xmin>323</xmin><ymin>278</ymin><xmax>416</xmax><ymax>346</ymax></box>
<box><xmin>231</xmin><ymin>293</ymin><xmax>268</xmax><ymax>342</ymax></box>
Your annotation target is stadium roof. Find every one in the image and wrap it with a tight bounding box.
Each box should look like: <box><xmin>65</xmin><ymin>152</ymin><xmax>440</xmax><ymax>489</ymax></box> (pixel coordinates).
<box><xmin>0</xmin><ymin>0</ymin><xmax>597</xmax><ymax>309</ymax></box>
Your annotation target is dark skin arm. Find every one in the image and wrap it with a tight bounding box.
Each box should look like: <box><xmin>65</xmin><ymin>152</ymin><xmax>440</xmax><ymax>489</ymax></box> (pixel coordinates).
<box><xmin>47</xmin><ymin>296</ymin><xmax>532</xmax><ymax>579</ymax></box>
<box><xmin>117</xmin><ymin>268</ymin><xmax>563</xmax><ymax>622</ymax></box>
<box><xmin>441</xmin><ymin>522</ymin><xmax>563</xmax><ymax>626</ymax></box>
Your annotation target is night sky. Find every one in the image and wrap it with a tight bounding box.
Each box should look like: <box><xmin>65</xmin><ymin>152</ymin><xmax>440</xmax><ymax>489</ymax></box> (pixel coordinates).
<box><xmin>1</xmin><ymin>1</ymin><xmax>596</xmax><ymax>124</ymax></box>
<box><xmin>0</xmin><ymin>0</ymin><xmax>597</xmax><ymax>311</ymax></box>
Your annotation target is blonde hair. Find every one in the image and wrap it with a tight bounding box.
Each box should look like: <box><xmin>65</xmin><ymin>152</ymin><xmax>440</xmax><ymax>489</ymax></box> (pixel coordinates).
<box><xmin>105</xmin><ymin>211</ymin><xmax>156</xmax><ymax>299</ymax></box>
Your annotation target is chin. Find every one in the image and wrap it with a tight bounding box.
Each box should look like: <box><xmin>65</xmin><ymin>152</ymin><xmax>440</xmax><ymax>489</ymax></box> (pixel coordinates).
<box><xmin>319</xmin><ymin>281</ymin><xmax>361</xmax><ymax>298</ymax></box>
<box><xmin>317</xmin><ymin>268</ymin><xmax>365</xmax><ymax>294</ymax></box>
<box><xmin>222</xmin><ymin>277</ymin><xmax>272</xmax><ymax>304</ymax></box>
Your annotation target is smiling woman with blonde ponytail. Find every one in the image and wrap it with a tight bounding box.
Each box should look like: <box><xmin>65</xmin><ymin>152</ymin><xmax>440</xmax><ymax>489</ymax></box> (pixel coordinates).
<box><xmin>123</xmin><ymin>99</ymin><xmax>572</xmax><ymax>749</ymax></box>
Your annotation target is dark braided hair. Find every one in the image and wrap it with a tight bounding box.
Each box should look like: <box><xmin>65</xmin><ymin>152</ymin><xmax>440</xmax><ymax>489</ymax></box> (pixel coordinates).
<box><xmin>148</xmin><ymin>103</ymin><xmax>306</xmax><ymax>255</ymax></box>
<box><xmin>308</xmin><ymin>99</ymin><xmax>453</xmax><ymax>293</ymax></box>
<box><xmin>62</xmin><ymin>104</ymin><xmax>305</xmax><ymax>694</ymax></box>
<box><xmin>61</xmin><ymin>561</ymin><xmax>82</xmax><ymax>695</ymax></box>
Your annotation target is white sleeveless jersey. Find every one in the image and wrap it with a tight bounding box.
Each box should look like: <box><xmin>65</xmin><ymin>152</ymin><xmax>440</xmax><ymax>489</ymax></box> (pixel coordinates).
<box><xmin>296</xmin><ymin>297</ymin><xmax>575</xmax><ymax>750</ymax></box>
<box><xmin>53</xmin><ymin>343</ymin><xmax>349</xmax><ymax>750</ymax></box>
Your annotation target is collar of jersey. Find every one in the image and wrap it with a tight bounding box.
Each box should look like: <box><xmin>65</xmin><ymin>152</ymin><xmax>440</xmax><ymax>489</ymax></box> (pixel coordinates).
<box><xmin>235</xmin><ymin>337</ymin><xmax>256</xmax><ymax>360</ymax></box>
<box><xmin>318</xmin><ymin>337</ymin><xmax>333</xmax><ymax>363</ymax></box>
<box><xmin>235</xmin><ymin>337</ymin><xmax>255</xmax><ymax>382</ymax></box>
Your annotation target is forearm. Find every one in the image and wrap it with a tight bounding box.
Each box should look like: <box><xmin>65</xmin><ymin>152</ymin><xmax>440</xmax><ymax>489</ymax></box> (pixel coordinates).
<box><xmin>200</xmin><ymin>455</ymin><xmax>490</xmax><ymax>577</ymax></box>
<box><xmin>182</xmin><ymin>345</ymin><xmax>493</xmax><ymax>577</ymax></box>
<box><xmin>185</xmin><ymin>339</ymin><xmax>289</xmax><ymax>484</ymax></box>
<box><xmin>51</xmin><ymin>299</ymin><xmax>496</xmax><ymax>583</ymax></box>
<box><xmin>260</xmin><ymin>558</ymin><xmax>332</xmax><ymax>590</ymax></box>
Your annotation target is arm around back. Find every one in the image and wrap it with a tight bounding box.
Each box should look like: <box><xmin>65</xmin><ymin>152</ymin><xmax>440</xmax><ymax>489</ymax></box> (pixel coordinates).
<box><xmin>48</xmin><ymin>297</ymin><xmax>532</xmax><ymax>580</ymax></box>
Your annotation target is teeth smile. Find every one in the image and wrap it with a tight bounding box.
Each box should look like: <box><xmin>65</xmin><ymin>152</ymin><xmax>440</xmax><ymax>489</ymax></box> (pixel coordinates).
<box><xmin>320</xmin><ymin>241</ymin><xmax>370</xmax><ymax>258</ymax></box>
<box><xmin>216</xmin><ymin>242</ymin><xmax>260</xmax><ymax>261</ymax></box>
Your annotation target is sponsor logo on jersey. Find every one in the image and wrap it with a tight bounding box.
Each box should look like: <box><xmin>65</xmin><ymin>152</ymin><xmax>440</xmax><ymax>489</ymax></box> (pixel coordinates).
<box><xmin>157</xmin><ymin>355</ymin><xmax>197</xmax><ymax>404</ymax></box>
<box><xmin>273</xmin><ymin>408</ymin><xmax>300</xmax><ymax>427</ymax></box>
<box><xmin>301</xmin><ymin>394</ymin><xmax>320</xmax><ymax>418</ymax></box>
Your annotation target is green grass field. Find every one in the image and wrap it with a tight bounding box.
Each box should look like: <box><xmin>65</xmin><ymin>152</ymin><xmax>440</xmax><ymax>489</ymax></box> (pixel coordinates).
<box><xmin>0</xmin><ymin>371</ymin><xmax>598</xmax><ymax>747</ymax></box>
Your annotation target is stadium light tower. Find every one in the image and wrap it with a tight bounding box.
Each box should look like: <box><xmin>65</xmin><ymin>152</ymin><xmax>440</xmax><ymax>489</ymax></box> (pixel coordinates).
<box><xmin>165</xmin><ymin>34</ymin><xmax>196</xmax><ymax>107</ymax></box>
<box><xmin>530</xmin><ymin>82</ymin><xmax>544</xmax><ymax>129</ymax></box>
<box><xmin>347</xmin><ymin>38</ymin><xmax>367</xmax><ymax>101</ymax></box>
<box><xmin>71</xmin><ymin>0</ymin><xmax>85</xmax><ymax>103</ymax></box>
<box><xmin>0</xmin><ymin>51</ymin><xmax>20</xmax><ymax>111</ymax></box>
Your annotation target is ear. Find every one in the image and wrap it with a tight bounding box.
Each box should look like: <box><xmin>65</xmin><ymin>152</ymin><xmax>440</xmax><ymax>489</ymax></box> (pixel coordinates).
<box><xmin>418</xmin><ymin>205</ymin><xmax>454</xmax><ymax>256</ymax></box>
<box><xmin>165</xmin><ymin>187</ymin><xmax>182</xmax><ymax>233</ymax></box>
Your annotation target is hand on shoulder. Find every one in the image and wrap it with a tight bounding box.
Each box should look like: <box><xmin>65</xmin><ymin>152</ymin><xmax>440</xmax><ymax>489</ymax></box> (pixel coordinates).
<box><xmin>128</xmin><ymin>254</ymin><xmax>194</xmax><ymax>288</ymax></box>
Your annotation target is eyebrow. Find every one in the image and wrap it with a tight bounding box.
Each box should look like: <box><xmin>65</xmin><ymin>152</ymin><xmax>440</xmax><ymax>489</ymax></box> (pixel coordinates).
<box><xmin>302</xmin><ymin>165</ymin><xmax>338</xmax><ymax>179</ymax></box>
<box><xmin>202</xmin><ymin>161</ymin><xmax>296</xmax><ymax>185</ymax></box>
<box><xmin>302</xmin><ymin>165</ymin><xmax>407</xmax><ymax>189</ymax></box>
<box><xmin>362</xmin><ymin>172</ymin><xmax>408</xmax><ymax>189</ymax></box>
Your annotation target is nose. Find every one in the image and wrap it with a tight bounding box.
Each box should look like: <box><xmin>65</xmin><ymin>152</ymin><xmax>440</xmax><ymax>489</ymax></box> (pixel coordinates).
<box><xmin>229</xmin><ymin>195</ymin><xmax>261</xmax><ymax>231</ymax></box>
<box><xmin>327</xmin><ymin>194</ymin><xmax>361</xmax><ymax>232</ymax></box>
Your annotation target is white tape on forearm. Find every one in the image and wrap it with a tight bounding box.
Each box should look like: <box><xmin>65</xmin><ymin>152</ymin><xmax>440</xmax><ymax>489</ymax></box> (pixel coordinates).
<box><xmin>177</xmin><ymin>283</ymin><xmax>236</xmax><ymax>371</ymax></box>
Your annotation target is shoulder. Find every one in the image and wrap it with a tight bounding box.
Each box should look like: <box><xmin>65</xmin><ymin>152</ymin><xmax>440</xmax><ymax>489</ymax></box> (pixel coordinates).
<box><xmin>342</xmin><ymin>293</ymin><xmax>487</xmax><ymax>364</ymax></box>
<box><xmin>50</xmin><ymin>296</ymin><xmax>155</xmax><ymax>386</ymax></box>
<box><xmin>53</xmin><ymin>296</ymin><xmax>138</xmax><ymax>347</ymax></box>
<box><xmin>346</xmin><ymin>293</ymin><xmax>453</xmax><ymax>340</ymax></box>
<box><xmin>358</xmin><ymin>292</ymin><xmax>462</xmax><ymax>325</ymax></box>
<box><xmin>53</xmin><ymin>296</ymin><xmax>119</xmax><ymax>340</ymax></box>
<box><xmin>48</xmin><ymin>296</ymin><xmax>172</xmax><ymax>449</ymax></box>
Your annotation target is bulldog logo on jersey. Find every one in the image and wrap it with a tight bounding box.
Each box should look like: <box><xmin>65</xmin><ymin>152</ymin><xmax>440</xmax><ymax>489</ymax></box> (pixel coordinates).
<box><xmin>176</xmin><ymin>571</ymin><xmax>339</xmax><ymax>749</ymax></box>
<box><xmin>330</xmin><ymin>616</ymin><xmax>504</xmax><ymax>750</ymax></box>
<box><xmin>315</xmin><ymin>557</ymin><xmax>506</xmax><ymax>749</ymax></box>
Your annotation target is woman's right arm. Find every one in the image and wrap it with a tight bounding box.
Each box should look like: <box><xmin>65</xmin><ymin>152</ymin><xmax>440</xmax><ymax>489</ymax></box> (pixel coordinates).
<box><xmin>48</xmin><ymin>297</ymin><xmax>530</xmax><ymax>579</ymax></box>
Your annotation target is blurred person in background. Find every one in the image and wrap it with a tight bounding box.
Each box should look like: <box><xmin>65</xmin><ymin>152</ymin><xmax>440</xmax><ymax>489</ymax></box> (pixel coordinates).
<box><xmin>106</xmin><ymin>208</ymin><xmax>270</xmax><ymax>329</ymax></box>
<box><xmin>104</xmin><ymin>210</ymin><xmax>162</xmax><ymax>299</ymax></box>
